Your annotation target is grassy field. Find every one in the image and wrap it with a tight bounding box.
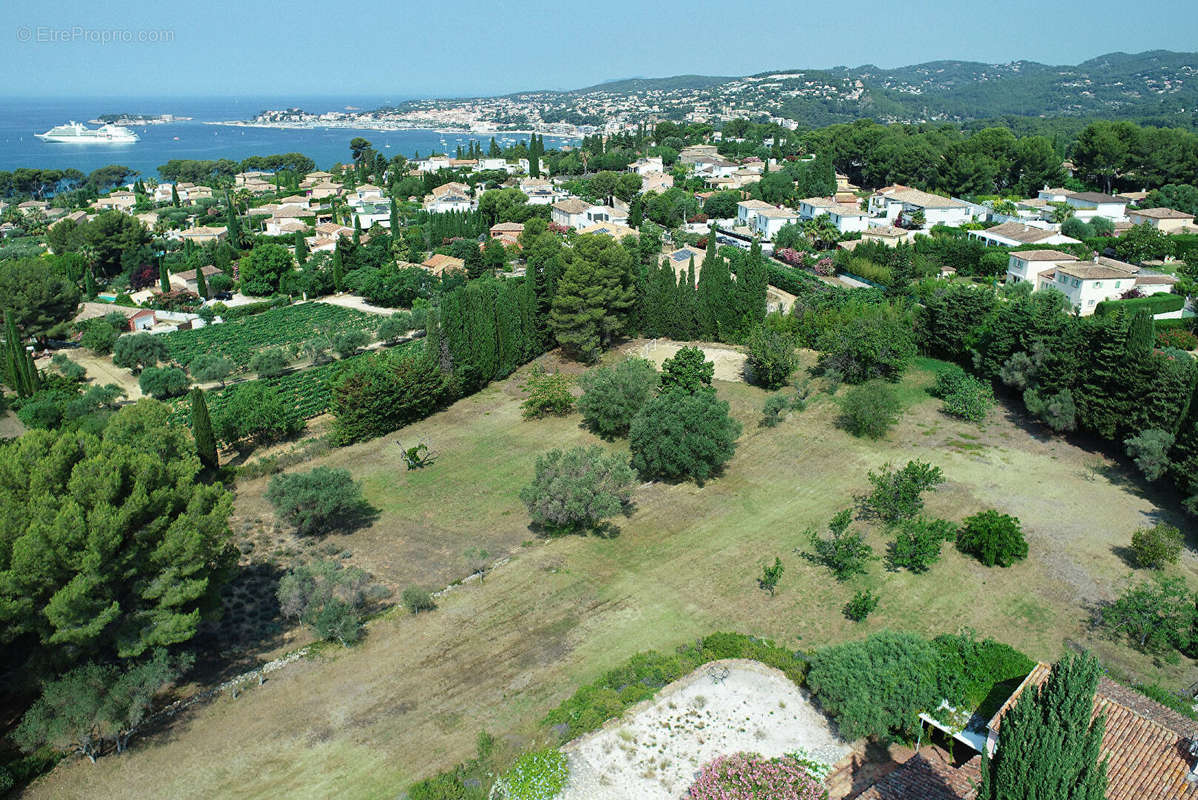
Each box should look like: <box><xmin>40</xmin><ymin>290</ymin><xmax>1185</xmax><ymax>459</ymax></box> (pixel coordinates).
<box><xmin>24</xmin><ymin>346</ymin><xmax>1198</xmax><ymax>800</ymax></box>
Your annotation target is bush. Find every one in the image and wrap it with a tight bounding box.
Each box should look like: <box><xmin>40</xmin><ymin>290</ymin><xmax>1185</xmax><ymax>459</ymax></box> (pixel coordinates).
<box><xmin>1023</xmin><ymin>387</ymin><xmax>1077</xmax><ymax>432</ymax></box>
<box><xmin>80</xmin><ymin>320</ymin><xmax>119</xmax><ymax>355</ymax></box>
<box><xmin>758</xmin><ymin>557</ymin><xmax>784</xmax><ymax>596</ymax></box>
<box><xmin>213</xmin><ymin>382</ymin><xmax>304</xmax><ymax>447</ymax></box>
<box><xmin>760</xmin><ymin>393</ymin><xmax>791</xmax><ymax>427</ymax></box>
<box><xmin>138</xmin><ymin>365</ymin><xmax>190</xmax><ymax>400</ymax></box>
<box><xmin>50</xmin><ymin>353</ymin><xmax>86</xmax><ymax>382</ymax></box>
<box><xmin>1124</xmin><ymin>429</ymin><xmax>1175</xmax><ymax>481</ymax></box>
<box><xmin>931</xmin><ymin>632</ymin><xmax>1034</xmax><ymax>714</ymax></box>
<box><xmin>1157</xmin><ymin>327</ymin><xmax>1198</xmax><ymax>350</ymax></box>
<box><xmin>401</xmin><ymin>587</ymin><xmax>437</xmax><ymax>614</ymax></box>
<box><xmin>688</xmin><ymin>752</ymin><xmax>826</xmax><ymax>800</ymax></box>
<box><xmin>864</xmin><ymin>460</ymin><xmax>945</xmax><ymax>522</ymax></box>
<box><xmin>941</xmin><ymin>375</ymin><xmax>994</xmax><ymax>423</ymax></box>
<box><xmin>491</xmin><ymin>748</ymin><xmax>567</xmax><ymax>800</ymax></box>
<box><xmin>817</xmin><ymin>317</ymin><xmax>915</xmax><ymax>383</ymax></box>
<box><xmin>1130</xmin><ymin>523</ymin><xmax>1183</xmax><ymax>569</ymax></box>
<box><xmin>844</xmin><ymin>589</ymin><xmax>879</xmax><ymax>622</ymax></box>
<box><xmin>806</xmin><ymin>509</ymin><xmax>874</xmax><ymax>581</ymax></box>
<box><xmin>377</xmin><ymin>312</ymin><xmax>413</xmax><ymax>343</ymax></box>
<box><xmin>331</xmin><ymin>330</ymin><xmax>370</xmax><ymax>358</ymax></box>
<box><xmin>250</xmin><ymin>348</ymin><xmax>290</xmax><ymax>378</ymax></box>
<box><xmin>519</xmin><ymin>367</ymin><xmax>574</xmax><ymax>419</ymax></box>
<box><xmin>577</xmin><ymin>357</ymin><xmax>659</xmax><ymax>439</ymax></box>
<box><xmin>112</xmin><ymin>332</ymin><xmax>167</xmax><ymax>373</ymax></box>
<box><xmin>659</xmin><ymin>345</ymin><xmax>715</xmax><ymax>395</ymax></box>
<box><xmin>957</xmin><ymin>510</ymin><xmax>1027</xmax><ymax>567</ymax></box>
<box><xmin>1100</xmin><ymin>575</ymin><xmax>1196</xmax><ymax>655</ymax></box>
<box><xmin>188</xmin><ymin>353</ymin><xmax>235</xmax><ymax>385</ymax></box>
<box><xmin>889</xmin><ymin>517</ymin><xmax>958</xmax><ymax>572</ymax></box>
<box><xmin>629</xmin><ymin>390</ymin><xmax>741</xmax><ymax>485</ymax></box>
<box><xmin>519</xmin><ymin>446</ymin><xmax>633</xmax><ymax>535</ymax></box>
<box><xmin>838</xmin><ymin>380</ymin><xmax>901</xmax><ymax>439</ymax></box>
<box><xmin>806</xmin><ymin>631</ymin><xmax>941</xmax><ymax>740</ymax></box>
<box><xmin>265</xmin><ymin>466</ymin><xmax>372</xmax><ymax>536</ymax></box>
<box><xmin>745</xmin><ymin>326</ymin><xmax>798</xmax><ymax>389</ymax></box>
<box><xmin>1095</xmin><ymin>292</ymin><xmax>1184</xmax><ymax>317</ymax></box>
<box><xmin>276</xmin><ymin>559</ymin><xmax>373</xmax><ymax>646</ymax></box>
<box><xmin>930</xmin><ymin>364</ymin><xmax>971</xmax><ymax>399</ymax></box>
<box><xmin>329</xmin><ymin>349</ymin><xmax>446</xmax><ymax>446</ymax></box>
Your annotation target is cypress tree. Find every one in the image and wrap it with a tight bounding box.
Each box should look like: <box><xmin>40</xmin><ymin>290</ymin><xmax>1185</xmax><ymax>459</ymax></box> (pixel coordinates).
<box><xmin>195</xmin><ymin>265</ymin><xmax>208</xmax><ymax>299</ymax></box>
<box><xmin>2</xmin><ymin>313</ymin><xmax>40</xmax><ymax>398</ymax></box>
<box><xmin>159</xmin><ymin>262</ymin><xmax>171</xmax><ymax>293</ymax></box>
<box><xmin>1126</xmin><ymin>310</ymin><xmax>1154</xmax><ymax>358</ymax></box>
<box><xmin>171</xmin><ymin>183</ymin><xmax>180</xmax><ymax>207</ymax></box>
<box><xmin>190</xmin><ymin>387</ymin><xmax>219</xmax><ymax>470</ymax></box>
<box><xmin>980</xmin><ymin>653</ymin><xmax>1107</xmax><ymax>800</ymax></box>
<box><xmin>332</xmin><ymin>243</ymin><xmax>344</xmax><ymax>292</ymax></box>
<box><xmin>389</xmin><ymin>198</ymin><xmax>399</xmax><ymax>241</ymax></box>
<box><xmin>294</xmin><ymin>230</ymin><xmax>309</xmax><ymax>265</ymax></box>
<box><xmin>84</xmin><ymin>268</ymin><xmax>97</xmax><ymax>298</ymax></box>
<box><xmin>353</xmin><ymin>216</ymin><xmax>362</xmax><ymax>245</ymax></box>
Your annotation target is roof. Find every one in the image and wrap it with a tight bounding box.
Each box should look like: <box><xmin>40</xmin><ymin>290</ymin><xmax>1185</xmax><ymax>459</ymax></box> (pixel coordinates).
<box><xmin>175</xmin><ymin>266</ymin><xmax>224</xmax><ymax>281</ymax></box>
<box><xmin>990</xmin><ymin>663</ymin><xmax>1198</xmax><ymax>800</ymax></box>
<box><xmin>578</xmin><ymin>222</ymin><xmax>638</xmax><ymax>239</ymax></box>
<box><xmin>180</xmin><ymin>225</ymin><xmax>227</xmax><ymax>237</ymax></box>
<box><xmin>979</xmin><ymin>222</ymin><xmax>1076</xmax><ymax>244</ymax></box>
<box><xmin>490</xmin><ymin>222</ymin><xmax>524</xmax><ymax>232</ymax></box>
<box><xmin>74</xmin><ymin>302</ymin><xmax>142</xmax><ymax>323</ymax></box>
<box><xmin>1132</xmin><ymin>207</ymin><xmax>1195</xmax><ymax>220</ymax></box>
<box><xmin>421</xmin><ymin>253</ymin><xmax>466</xmax><ymax>275</ymax></box>
<box><xmin>1010</xmin><ymin>249</ymin><xmax>1079</xmax><ymax>262</ymax></box>
<box><xmin>1068</xmin><ymin>191</ymin><xmax>1128</xmax><ymax>205</ymax></box>
<box><xmin>875</xmin><ymin>184</ymin><xmax>966</xmax><ymax>209</ymax></box>
<box><xmin>552</xmin><ymin>198</ymin><xmax>591</xmax><ymax>214</ymax></box>
<box><xmin>737</xmin><ymin>199</ymin><xmax>775</xmax><ymax>210</ymax></box>
<box><xmin>799</xmin><ymin>196</ymin><xmax>836</xmax><ymax>208</ymax></box>
<box><xmin>1055</xmin><ymin>261</ymin><xmax>1137</xmax><ymax>281</ymax></box>
<box><xmin>863</xmin><ymin>225</ymin><xmax>909</xmax><ymax>238</ymax></box>
<box><xmin>857</xmin><ymin>752</ymin><xmax>981</xmax><ymax>800</ymax></box>
<box><xmin>829</xmin><ymin>202</ymin><xmax>866</xmax><ymax>216</ymax></box>
<box><xmin>756</xmin><ymin>207</ymin><xmax>800</xmax><ymax>219</ymax></box>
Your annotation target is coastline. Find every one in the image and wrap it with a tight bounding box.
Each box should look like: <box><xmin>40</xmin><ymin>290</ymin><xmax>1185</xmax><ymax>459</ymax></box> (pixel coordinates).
<box><xmin>203</xmin><ymin>120</ymin><xmax>579</xmax><ymax>138</ymax></box>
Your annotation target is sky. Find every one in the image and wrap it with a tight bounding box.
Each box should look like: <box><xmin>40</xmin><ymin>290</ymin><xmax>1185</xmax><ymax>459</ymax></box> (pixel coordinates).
<box><xmin>3</xmin><ymin>0</ymin><xmax>1197</xmax><ymax>99</ymax></box>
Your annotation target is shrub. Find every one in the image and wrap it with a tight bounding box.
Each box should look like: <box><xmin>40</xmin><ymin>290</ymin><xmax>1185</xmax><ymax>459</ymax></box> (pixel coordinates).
<box><xmin>138</xmin><ymin>365</ymin><xmax>190</xmax><ymax>400</ymax></box>
<box><xmin>806</xmin><ymin>631</ymin><xmax>941</xmax><ymax>740</ymax></box>
<box><xmin>377</xmin><ymin>312</ymin><xmax>413</xmax><ymax>343</ymax></box>
<box><xmin>889</xmin><ymin>517</ymin><xmax>957</xmax><ymax>572</ymax></box>
<box><xmin>838</xmin><ymin>380</ymin><xmax>901</xmax><ymax>439</ymax></box>
<box><xmin>112</xmin><ymin>332</ymin><xmax>167</xmax><ymax>373</ymax></box>
<box><xmin>331</xmin><ymin>329</ymin><xmax>370</xmax><ymax>358</ymax></box>
<box><xmin>519</xmin><ymin>446</ymin><xmax>633</xmax><ymax>535</ymax></box>
<box><xmin>277</xmin><ymin>559</ymin><xmax>372</xmax><ymax>646</ymax></box>
<box><xmin>942</xmin><ymin>376</ymin><xmax>994</xmax><ymax>423</ymax></box>
<box><xmin>402</xmin><ymin>587</ymin><xmax>437</xmax><ymax>614</ymax></box>
<box><xmin>519</xmin><ymin>367</ymin><xmax>574</xmax><ymax>419</ymax></box>
<box><xmin>188</xmin><ymin>353</ymin><xmax>234</xmax><ymax>385</ymax></box>
<box><xmin>1100</xmin><ymin>575</ymin><xmax>1196</xmax><ymax>655</ymax></box>
<box><xmin>1130</xmin><ymin>523</ymin><xmax>1184</xmax><ymax>570</ymax></box>
<box><xmin>1023</xmin><ymin>387</ymin><xmax>1077</xmax><ymax>432</ymax></box>
<box><xmin>265</xmin><ymin>466</ymin><xmax>372</xmax><ymax>536</ymax></box>
<box><xmin>745</xmin><ymin>326</ymin><xmax>798</xmax><ymax>389</ymax></box>
<box><xmin>213</xmin><ymin>382</ymin><xmax>304</xmax><ymax>447</ymax></box>
<box><xmin>688</xmin><ymin>752</ymin><xmax>826</xmax><ymax>800</ymax></box>
<box><xmin>1157</xmin><ymin>328</ymin><xmax>1198</xmax><ymax>350</ymax></box>
<box><xmin>930</xmin><ymin>364</ymin><xmax>971</xmax><ymax>399</ymax></box>
<box><xmin>659</xmin><ymin>346</ymin><xmax>714</xmax><ymax>395</ymax></box>
<box><xmin>577</xmin><ymin>357</ymin><xmax>659</xmax><ymax>439</ymax></box>
<box><xmin>491</xmin><ymin>748</ymin><xmax>567</xmax><ymax>800</ymax></box>
<box><xmin>957</xmin><ymin>510</ymin><xmax>1027</xmax><ymax>567</ymax></box>
<box><xmin>760</xmin><ymin>393</ymin><xmax>791</xmax><ymax>427</ymax></box>
<box><xmin>329</xmin><ymin>349</ymin><xmax>446</xmax><ymax>446</ymax></box>
<box><xmin>80</xmin><ymin>320</ymin><xmax>119</xmax><ymax>354</ymax></box>
<box><xmin>865</xmin><ymin>460</ymin><xmax>944</xmax><ymax>522</ymax></box>
<box><xmin>816</xmin><ymin>317</ymin><xmax>915</xmax><ymax>383</ymax></box>
<box><xmin>250</xmin><ymin>348</ymin><xmax>290</xmax><ymax>378</ymax></box>
<box><xmin>629</xmin><ymin>390</ymin><xmax>741</xmax><ymax>485</ymax></box>
<box><xmin>931</xmin><ymin>632</ymin><xmax>1034</xmax><ymax>714</ymax></box>
<box><xmin>50</xmin><ymin>353</ymin><xmax>86</xmax><ymax>382</ymax></box>
<box><xmin>844</xmin><ymin>589</ymin><xmax>879</xmax><ymax>622</ymax></box>
<box><xmin>758</xmin><ymin>557</ymin><xmax>784</xmax><ymax>597</ymax></box>
<box><xmin>1124</xmin><ymin>429</ymin><xmax>1175</xmax><ymax>481</ymax></box>
<box><xmin>806</xmin><ymin>509</ymin><xmax>874</xmax><ymax>581</ymax></box>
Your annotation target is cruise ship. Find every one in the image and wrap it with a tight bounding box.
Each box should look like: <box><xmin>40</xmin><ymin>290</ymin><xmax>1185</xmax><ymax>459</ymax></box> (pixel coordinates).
<box><xmin>34</xmin><ymin>121</ymin><xmax>139</xmax><ymax>144</ymax></box>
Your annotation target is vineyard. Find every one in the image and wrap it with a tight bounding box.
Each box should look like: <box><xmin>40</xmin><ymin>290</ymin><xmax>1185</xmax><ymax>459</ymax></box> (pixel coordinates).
<box><xmin>172</xmin><ymin>340</ymin><xmax>423</xmax><ymax>424</ymax></box>
<box><xmin>162</xmin><ymin>303</ymin><xmax>379</xmax><ymax>370</ymax></box>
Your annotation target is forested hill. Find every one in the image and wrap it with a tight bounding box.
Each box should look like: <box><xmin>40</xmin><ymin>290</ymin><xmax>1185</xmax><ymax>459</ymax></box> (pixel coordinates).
<box><xmin>434</xmin><ymin>50</ymin><xmax>1198</xmax><ymax>129</ymax></box>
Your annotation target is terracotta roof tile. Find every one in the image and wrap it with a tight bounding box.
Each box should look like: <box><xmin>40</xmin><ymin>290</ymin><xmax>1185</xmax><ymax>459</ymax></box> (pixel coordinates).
<box><xmin>857</xmin><ymin>752</ymin><xmax>981</xmax><ymax>800</ymax></box>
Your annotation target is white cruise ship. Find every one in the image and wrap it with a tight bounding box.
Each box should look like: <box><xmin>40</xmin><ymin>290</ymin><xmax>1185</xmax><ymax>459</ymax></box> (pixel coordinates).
<box><xmin>34</xmin><ymin>121</ymin><xmax>139</xmax><ymax>144</ymax></box>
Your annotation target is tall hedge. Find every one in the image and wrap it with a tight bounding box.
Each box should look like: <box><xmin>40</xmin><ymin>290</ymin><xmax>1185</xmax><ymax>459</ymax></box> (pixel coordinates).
<box><xmin>1095</xmin><ymin>292</ymin><xmax>1184</xmax><ymax>317</ymax></box>
<box><xmin>329</xmin><ymin>346</ymin><xmax>446</xmax><ymax>445</ymax></box>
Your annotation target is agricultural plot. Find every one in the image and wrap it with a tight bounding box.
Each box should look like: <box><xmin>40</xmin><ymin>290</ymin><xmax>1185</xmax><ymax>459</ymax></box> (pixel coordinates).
<box><xmin>162</xmin><ymin>303</ymin><xmax>379</xmax><ymax>370</ymax></box>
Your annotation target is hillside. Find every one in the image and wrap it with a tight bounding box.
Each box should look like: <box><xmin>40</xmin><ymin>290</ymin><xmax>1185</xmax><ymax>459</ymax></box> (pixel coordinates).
<box><xmin>393</xmin><ymin>50</ymin><xmax>1198</xmax><ymax>128</ymax></box>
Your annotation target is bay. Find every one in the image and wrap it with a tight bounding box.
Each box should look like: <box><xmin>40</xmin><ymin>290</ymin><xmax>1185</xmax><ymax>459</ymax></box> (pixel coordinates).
<box><xmin>0</xmin><ymin>95</ymin><xmax>577</xmax><ymax>178</ymax></box>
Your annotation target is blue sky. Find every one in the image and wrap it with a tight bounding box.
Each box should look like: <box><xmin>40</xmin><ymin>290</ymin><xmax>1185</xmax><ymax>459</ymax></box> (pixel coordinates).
<box><xmin>3</xmin><ymin>0</ymin><xmax>1197</xmax><ymax>98</ymax></box>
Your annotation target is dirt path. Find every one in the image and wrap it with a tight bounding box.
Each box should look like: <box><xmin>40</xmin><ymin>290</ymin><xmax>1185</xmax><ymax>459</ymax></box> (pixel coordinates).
<box><xmin>49</xmin><ymin>350</ymin><xmax>142</xmax><ymax>399</ymax></box>
<box><xmin>634</xmin><ymin>339</ymin><xmax>748</xmax><ymax>383</ymax></box>
<box><xmin>317</xmin><ymin>294</ymin><xmax>398</xmax><ymax>316</ymax></box>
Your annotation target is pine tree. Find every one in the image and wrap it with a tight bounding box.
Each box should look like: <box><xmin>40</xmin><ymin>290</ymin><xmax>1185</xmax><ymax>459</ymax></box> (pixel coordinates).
<box><xmin>195</xmin><ymin>265</ymin><xmax>208</xmax><ymax>299</ymax></box>
<box><xmin>190</xmin><ymin>388</ymin><xmax>219</xmax><ymax>470</ymax></box>
<box><xmin>980</xmin><ymin>653</ymin><xmax>1108</xmax><ymax>800</ymax></box>
<box><xmin>332</xmin><ymin>243</ymin><xmax>344</xmax><ymax>292</ymax></box>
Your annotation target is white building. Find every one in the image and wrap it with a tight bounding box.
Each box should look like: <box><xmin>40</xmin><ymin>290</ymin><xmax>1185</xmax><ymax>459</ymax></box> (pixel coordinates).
<box><xmin>1127</xmin><ymin>207</ymin><xmax>1196</xmax><ymax>233</ymax></box>
<box><xmin>752</xmin><ymin>207</ymin><xmax>801</xmax><ymax>241</ymax></box>
<box><xmin>1065</xmin><ymin>192</ymin><xmax>1129</xmax><ymax>222</ymax></box>
<box><xmin>629</xmin><ymin>156</ymin><xmax>664</xmax><ymax>175</ymax></box>
<box><xmin>736</xmin><ymin>199</ymin><xmax>775</xmax><ymax>228</ymax></box>
<box><xmin>869</xmin><ymin>185</ymin><xmax>972</xmax><ymax>228</ymax></box>
<box><xmin>1005</xmin><ymin>249</ymin><xmax>1080</xmax><ymax>286</ymax></box>
<box><xmin>1051</xmin><ymin>261</ymin><xmax>1142</xmax><ymax>315</ymax></box>
<box><xmin>551</xmin><ymin>198</ymin><xmax>591</xmax><ymax>230</ymax></box>
<box><xmin>827</xmin><ymin>203</ymin><xmax>870</xmax><ymax>233</ymax></box>
<box><xmin>584</xmin><ymin>204</ymin><xmax>629</xmax><ymax>228</ymax></box>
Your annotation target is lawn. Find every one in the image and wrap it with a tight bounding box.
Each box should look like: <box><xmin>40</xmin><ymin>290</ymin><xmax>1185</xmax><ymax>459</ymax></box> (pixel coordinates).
<box><xmin>24</xmin><ymin>348</ymin><xmax>1198</xmax><ymax>800</ymax></box>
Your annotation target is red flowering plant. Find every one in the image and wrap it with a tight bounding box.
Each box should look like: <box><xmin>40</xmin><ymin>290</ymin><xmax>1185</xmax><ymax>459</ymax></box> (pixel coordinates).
<box><xmin>812</xmin><ymin>257</ymin><xmax>835</xmax><ymax>276</ymax></box>
<box><xmin>688</xmin><ymin>752</ymin><xmax>828</xmax><ymax>800</ymax></box>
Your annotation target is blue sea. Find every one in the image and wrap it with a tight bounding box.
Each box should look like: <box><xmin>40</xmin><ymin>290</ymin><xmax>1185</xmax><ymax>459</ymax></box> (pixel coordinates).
<box><xmin>0</xmin><ymin>95</ymin><xmax>576</xmax><ymax>178</ymax></box>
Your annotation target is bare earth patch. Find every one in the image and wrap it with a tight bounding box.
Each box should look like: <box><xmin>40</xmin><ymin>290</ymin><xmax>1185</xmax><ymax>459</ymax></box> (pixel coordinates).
<box><xmin>559</xmin><ymin>659</ymin><xmax>849</xmax><ymax>799</ymax></box>
<box><xmin>636</xmin><ymin>340</ymin><xmax>748</xmax><ymax>383</ymax></box>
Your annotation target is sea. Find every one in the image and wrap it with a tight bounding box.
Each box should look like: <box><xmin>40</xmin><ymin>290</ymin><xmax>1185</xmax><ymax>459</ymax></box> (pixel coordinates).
<box><xmin>0</xmin><ymin>95</ymin><xmax>578</xmax><ymax>178</ymax></box>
